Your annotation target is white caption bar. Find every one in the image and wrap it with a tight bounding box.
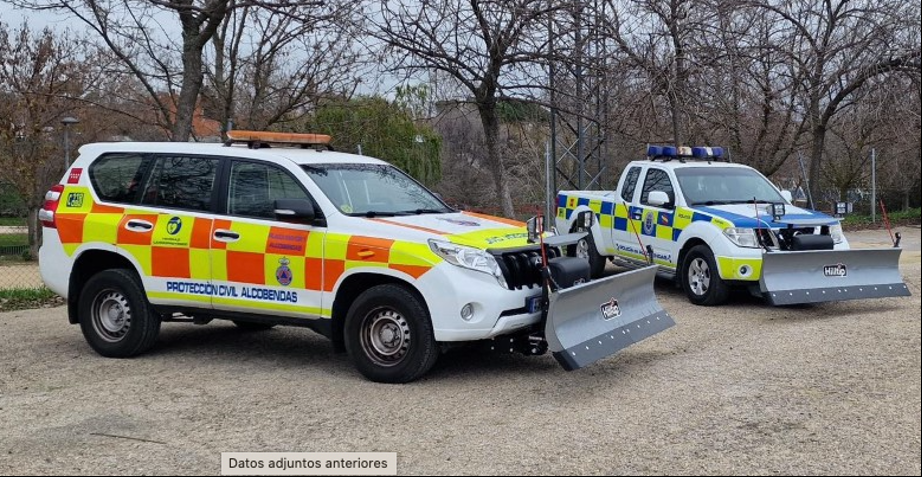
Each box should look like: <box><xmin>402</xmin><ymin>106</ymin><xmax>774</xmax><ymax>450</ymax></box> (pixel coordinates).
<box><xmin>221</xmin><ymin>453</ymin><xmax>397</xmax><ymax>476</ymax></box>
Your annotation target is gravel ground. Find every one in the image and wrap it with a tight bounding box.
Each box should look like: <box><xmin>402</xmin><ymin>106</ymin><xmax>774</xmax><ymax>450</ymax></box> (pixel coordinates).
<box><xmin>0</xmin><ymin>230</ymin><xmax>919</xmax><ymax>476</ymax></box>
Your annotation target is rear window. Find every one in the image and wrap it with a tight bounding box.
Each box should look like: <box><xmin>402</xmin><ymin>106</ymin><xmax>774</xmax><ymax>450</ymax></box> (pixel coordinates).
<box><xmin>88</xmin><ymin>154</ymin><xmax>151</xmax><ymax>204</ymax></box>
<box><xmin>140</xmin><ymin>155</ymin><xmax>219</xmax><ymax>212</ymax></box>
<box><xmin>621</xmin><ymin>167</ymin><xmax>641</xmax><ymax>202</ymax></box>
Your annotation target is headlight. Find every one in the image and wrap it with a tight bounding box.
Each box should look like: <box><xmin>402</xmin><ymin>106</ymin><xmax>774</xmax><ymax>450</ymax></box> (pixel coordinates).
<box><xmin>829</xmin><ymin>224</ymin><xmax>845</xmax><ymax>244</ymax></box>
<box><xmin>723</xmin><ymin>228</ymin><xmax>760</xmax><ymax>248</ymax></box>
<box><xmin>429</xmin><ymin>240</ymin><xmax>507</xmax><ymax>288</ymax></box>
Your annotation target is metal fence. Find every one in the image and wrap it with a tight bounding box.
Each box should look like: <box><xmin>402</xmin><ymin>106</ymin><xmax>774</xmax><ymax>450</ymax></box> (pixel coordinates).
<box><xmin>0</xmin><ymin>221</ymin><xmax>43</xmax><ymax>291</ymax></box>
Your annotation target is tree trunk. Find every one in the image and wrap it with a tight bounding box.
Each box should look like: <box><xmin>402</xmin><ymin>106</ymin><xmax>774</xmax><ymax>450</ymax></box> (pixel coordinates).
<box><xmin>478</xmin><ymin>104</ymin><xmax>515</xmax><ymax>218</ymax></box>
<box><xmin>27</xmin><ymin>207</ymin><xmax>40</xmax><ymax>261</ymax></box>
<box><xmin>171</xmin><ymin>36</ymin><xmax>206</xmax><ymax>142</ymax></box>
<box><xmin>808</xmin><ymin>126</ymin><xmax>826</xmax><ymax>208</ymax></box>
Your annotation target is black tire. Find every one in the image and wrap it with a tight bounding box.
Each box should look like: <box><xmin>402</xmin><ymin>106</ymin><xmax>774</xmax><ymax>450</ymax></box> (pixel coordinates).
<box><xmin>568</xmin><ymin>231</ymin><xmax>607</xmax><ymax>279</ymax></box>
<box><xmin>232</xmin><ymin>321</ymin><xmax>276</xmax><ymax>331</ymax></box>
<box><xmin>681</xmin><ymin>245</ymin><xmax>730</xmax><ymax>306</ymax></box>
<box><xmin>344</xmin><ymin>284</ymin><xmax>439</xmax><ymax>384</ymax></box>
<box><xmin>78</xmin><ymin>269</ymin><xmax>161</xmax><ymax>358</ymax></box>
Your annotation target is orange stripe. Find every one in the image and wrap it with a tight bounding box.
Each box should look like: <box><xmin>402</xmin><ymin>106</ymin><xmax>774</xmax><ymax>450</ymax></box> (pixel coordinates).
<box><xmin>226</xmin><ymin>251</ymin><xmax>265</xmax><ymax>284</ymax></box>
<box><xmin>389</xmin><ymin>264</ymin><xmax>432</xmax><ymax>279</ymax></box>
<box><xmin>91</xmin><ymin>203</ymin><xmax>124</xmax><ymax>214</ymax></box>
<box><xmin>462</xmin><ymin>211</ymin><xmax>524</xmax><ymax>227</ymax></box>
<box><xmin>190</xmin><ymin>218</ymin><xmax>212</xmax><ymax>249</ymax></box>
<box><xmin>347</xmin><ymin>236</ymin><xmax>394</xmax><ymax>263</ymax></box>
<box><xmin>57</xmin><ymin>214</ymin><xmax>86</xmax><ymax>244</ymax></box>
<box><xmin>323</xmin><ymin>259</ymin><xmax>345</xmax><ymax>292</ymax></box>
<box><xmin>305</xmin><ymin>257</ymin><xmax>323</xmax><ymax>291</ymax></box>
<box><xmin>367</xmin><ymin>218</ymin><xmax>447</xmax><ymax>236</ymax></box>
<box><xmin>152</xmin><ymin>247</ymin><xmax>191</xmax><ymax>278</ymax></box>
<box><xmin>116</xmin><ymin>214</ymin><xmax>159</xmax><ymax>246</ymax></box>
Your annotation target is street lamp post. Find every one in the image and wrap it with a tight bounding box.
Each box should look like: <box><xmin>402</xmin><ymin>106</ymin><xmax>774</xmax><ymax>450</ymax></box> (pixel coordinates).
<box><xmin>61</xmin><ymin>116</ymin><xmax>79</xmax><ymax>168</ymax></box>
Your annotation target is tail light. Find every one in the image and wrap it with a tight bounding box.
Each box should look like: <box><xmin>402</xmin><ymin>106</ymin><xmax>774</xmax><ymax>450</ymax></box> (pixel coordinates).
<box><xmin>39</xmin><ymin>184</ymin><xmax>65</xmax><ymax>228</ymax></box>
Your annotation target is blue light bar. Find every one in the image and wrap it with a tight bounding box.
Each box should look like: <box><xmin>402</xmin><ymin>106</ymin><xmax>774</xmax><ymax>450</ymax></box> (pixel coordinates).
<box><xmin>647</xmin><ymin>146</ymin><xmax>663</xmax><ymax>157</ymax></box>
<box><xmin>691</xmin><ymin>147</ymin><xmax>710</xmax><ymax>158</ymax></box>
<box><xmin>662</xmin><ymin>146</ymin><xmax>678</xmax><ymax>157</ymax></box>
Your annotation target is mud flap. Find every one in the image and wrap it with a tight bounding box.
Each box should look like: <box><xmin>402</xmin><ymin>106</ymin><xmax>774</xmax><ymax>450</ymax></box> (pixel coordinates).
<box><xmin>760</xmin><ymin>248</ymin><xmax>911</xmax><ymax>306</ymax></box>
<box><xmin>545</xmin><ymin>266</ymin><xmax>674</xmax><ymax>371</ymax></box>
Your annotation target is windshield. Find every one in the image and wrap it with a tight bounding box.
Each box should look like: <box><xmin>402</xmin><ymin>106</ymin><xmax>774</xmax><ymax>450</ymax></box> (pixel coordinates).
<box><xmin>676</xmin><ymin>167</ymin><xmax>785</xmax><ymax>206</ymax></box>
<box><xmin>303</xmin><ymin>164</ymin><xmax>452</xmax><ymax>216</ymax></box>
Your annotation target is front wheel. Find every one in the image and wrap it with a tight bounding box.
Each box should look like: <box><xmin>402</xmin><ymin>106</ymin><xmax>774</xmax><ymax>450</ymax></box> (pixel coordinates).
<box><xmin>344</xmin><ymin>284</ymin><xmax>439</xmax><ymax>383</ymax></box>
<box><xmin>681</xmin><ymin>245</ymin><xmax>730</xmax><ymax>306</ymax></box>
<box><xmin>78</xmin><ymin>269</ymin><xmax>161</xmax><ymax>358</ymax></box>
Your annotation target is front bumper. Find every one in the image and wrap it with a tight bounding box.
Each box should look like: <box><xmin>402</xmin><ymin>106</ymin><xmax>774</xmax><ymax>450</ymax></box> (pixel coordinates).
<box><xmin>416</xmin><ymin>263</ymin><xmax>544</xmax><ymax>342</ymax></box>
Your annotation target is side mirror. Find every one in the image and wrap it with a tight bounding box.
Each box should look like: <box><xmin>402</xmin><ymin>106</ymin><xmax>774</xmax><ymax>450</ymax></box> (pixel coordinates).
<box><xmin>781</xmin><ymin>190</ymin><xmax>793</xmax><ymax>203</ymax></box>
<box><xmin>274</xmin><ymin>199</ymin><xmax>316</xmax><ymax>224</ymax></box>
<box><xmin>648</xmin><ymin>191</ymin><xmax>671</xmax><ymax>208</ymax></box>
<box><xmin>526</xmin><ymin>215</ymin><xmax>545</xmax><ymax>244</ymax></box>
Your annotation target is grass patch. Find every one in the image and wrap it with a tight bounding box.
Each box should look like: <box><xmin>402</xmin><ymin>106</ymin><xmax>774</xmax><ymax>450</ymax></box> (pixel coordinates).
<box><xmin>0</xmin><ymin>217</ymin><xmax>26</xmax><ymax>227</ymax></box>
<box><xmin>842</xmin><ymin>208</ymin><xmax>921</xmax><ymax>230</ymax></box>
<box><xmin>0</xmin><ymin>233</ymin><xmax>28</xmax><ymax>247</ymax></box>
<box><xmin>0</xmin><ymin>287</ymin><xmax>62</xmax><ymax>312</ymax></box>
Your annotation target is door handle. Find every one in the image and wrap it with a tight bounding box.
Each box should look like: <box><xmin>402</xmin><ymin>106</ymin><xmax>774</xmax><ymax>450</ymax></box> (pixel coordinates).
<box><xmin>125</xmin><ymin>219</ymin><xmax>154</xmax><ymax>232</ymax></box>
<box><xmin>214</xmin><ymin>229</ymin><xmax>240</xmax><ymax>242</ymax></box>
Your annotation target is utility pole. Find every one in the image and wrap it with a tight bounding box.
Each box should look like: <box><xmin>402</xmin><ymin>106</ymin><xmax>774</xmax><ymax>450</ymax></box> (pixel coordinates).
<box><xmin>61</xmin><ymin>116</ymin><xmax>79</xmax><ymax>168</ymax></box>
<box><xmin>871</xmin><ymin>149</ymin><xmax>877</xmax><ymax>224</ymax></box>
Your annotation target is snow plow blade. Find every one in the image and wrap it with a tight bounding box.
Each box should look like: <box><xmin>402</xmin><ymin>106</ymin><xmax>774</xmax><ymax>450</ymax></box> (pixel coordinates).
<box><xmin>545</xmin><ymin>266</ymin><xmax>674</xmax><ymax>371</ymax></box>
<box><xmin>760</xmin><ymin>248</ymin><xmax>911</xmax><ymax>306</ymax></box>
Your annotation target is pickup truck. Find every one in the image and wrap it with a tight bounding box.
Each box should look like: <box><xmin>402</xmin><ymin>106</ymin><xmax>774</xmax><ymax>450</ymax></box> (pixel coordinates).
<box><xmin>555</xmin><ymin>146</ymin><xmax>910</xmax><ymax>306</ymax></box>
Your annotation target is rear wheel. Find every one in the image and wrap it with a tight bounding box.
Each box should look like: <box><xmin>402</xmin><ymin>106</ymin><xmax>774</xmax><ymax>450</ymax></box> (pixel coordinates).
<box><xmin>344</xmin><ymin>284</ymin><xmax>439</xmax><ymax>384</ymax></box>
<box><xmin>682</xmin><ymin>245</ymin><xmax>730</xmax><ymax>306</ymax></box>
<box><xmin>78</xmin><ymin>269</ymin><xmax>161</xmax><ymax>357</ymax></box>
<box><xmin>568</xmin><ymin>231</ymin><xmax>607</xmax><ymax>279</ymax></box>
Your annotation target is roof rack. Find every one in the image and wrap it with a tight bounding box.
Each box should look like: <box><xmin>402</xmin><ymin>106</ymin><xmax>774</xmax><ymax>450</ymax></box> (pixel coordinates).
<box><xmin>224</xmin><ymin>130</ymin><xmax>334</xmax><ymax>150</ymax></box>
<box><xmin>646</xmin><ymin>145</ymin><xmax>730</xmax><ymax>163</ymax></box>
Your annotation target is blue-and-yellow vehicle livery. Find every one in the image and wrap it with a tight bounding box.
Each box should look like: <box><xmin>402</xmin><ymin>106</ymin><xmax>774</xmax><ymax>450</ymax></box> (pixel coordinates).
<box><xmin>556</xmin><ymin>146</ymin><xmax>911</xmax><ymax>306</ymax></box>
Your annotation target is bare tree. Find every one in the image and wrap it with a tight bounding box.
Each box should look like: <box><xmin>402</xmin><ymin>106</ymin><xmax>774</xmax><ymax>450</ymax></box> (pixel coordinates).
<box><xmin>370</xmin><ymin>0</ymin><xmax>567</xmax><ymax>217</ymax></box>
<box><xmin>601</xmin><ymin>0</ymin><xmax>707</xmax><ymax>147</ymax></box>
<box><xmin>0</xmin><ymin>24</ymin><xmax>95</xmax><ymax>256</ymax></box>
<box><xmin>752</xmin><ymin>0</ymin><xmax>922</xmax><ymax>200</ymax></box>
<box><xmin>6</xmin><ymin>0</ymin><xmax>339</xmax><ymax>141</ymax></box>
<box><xmin>207</xmin><ymin>3</ymin><xmax>362</xmax><ymax>133</ymax></box>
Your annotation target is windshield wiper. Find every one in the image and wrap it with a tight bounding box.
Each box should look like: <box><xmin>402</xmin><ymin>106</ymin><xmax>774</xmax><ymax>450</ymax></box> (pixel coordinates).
<box><xmin>691</xmin><ymin>201</ymin><xmax>728</xmax><ymax>206</ymax></box>
<box><xmin>363</xmin><ymin>211</ymin><xmax>405</xmax><ymax>218</ymax></box>
<box><xmin>727</xmin><ymin>199</ymin><xmax>773</xmax><ymax>205</ymax></box>
<box><xmin>397</xmin><ymin>208</ymin><xmax>450</xmax><ymax>215</ymax></box>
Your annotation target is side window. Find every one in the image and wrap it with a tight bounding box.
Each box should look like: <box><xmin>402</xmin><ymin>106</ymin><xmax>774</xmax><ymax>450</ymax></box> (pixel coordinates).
<box><xmin>140</xmin><ymin>155</ymin><xmax>218</xmax><ymax>212</ymax></box>
<box><xmin>227</xmin><ymin>161</ymin><xmax>310</xmax><ymax>219</ymax></box>
<box><xmin>89</xmin><ymin>154</ymin><xmax>151</xmax><ymax>204</ymax></box>
<box><xmin>621</xmin><ymin>167</ymin><xmax>641</xmax><ymax>202</ymax></box>
<box><xmin>640</xmin><ymin>169</ymin><xmax>675</xmax><ymax>207</ymax></box>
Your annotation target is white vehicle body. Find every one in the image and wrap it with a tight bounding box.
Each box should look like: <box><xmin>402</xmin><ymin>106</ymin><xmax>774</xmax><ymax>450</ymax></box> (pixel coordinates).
<box><xmin>40</xmin><ymin>142</ymin><xmax>545</xmax><ymax>343</ymax></box>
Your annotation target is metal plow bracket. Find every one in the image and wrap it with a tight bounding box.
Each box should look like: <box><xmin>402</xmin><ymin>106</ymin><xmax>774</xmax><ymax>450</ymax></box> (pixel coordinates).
<box><xmin>545</xmin><ymin>266</ymin><xmax>675</xmax><ymax>371</ymax></box>
<box><xmin>760</xmin><ymin>248</ymin><xmax>912</xmax><ymax>306</ymax></box>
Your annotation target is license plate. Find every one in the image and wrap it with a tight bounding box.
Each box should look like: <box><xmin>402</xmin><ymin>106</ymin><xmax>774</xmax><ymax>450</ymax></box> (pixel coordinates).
<box><xmin>526</xmin><ymin>295</ymin><xmax>543</xmax><ymax>314</ymax></box>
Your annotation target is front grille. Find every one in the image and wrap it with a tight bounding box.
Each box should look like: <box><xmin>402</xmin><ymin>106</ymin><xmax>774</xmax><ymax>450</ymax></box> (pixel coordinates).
<box><xmin>493</xmin><ymin>247</ymin><xmax>561</xmax><ymax>290</ymax></box>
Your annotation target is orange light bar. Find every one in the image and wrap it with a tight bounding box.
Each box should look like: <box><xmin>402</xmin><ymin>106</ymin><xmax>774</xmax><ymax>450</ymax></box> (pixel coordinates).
<box><xmin>226</xmin><ymin>130</ymin><xmax>332</xmax><ymax>145</ymax></box>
